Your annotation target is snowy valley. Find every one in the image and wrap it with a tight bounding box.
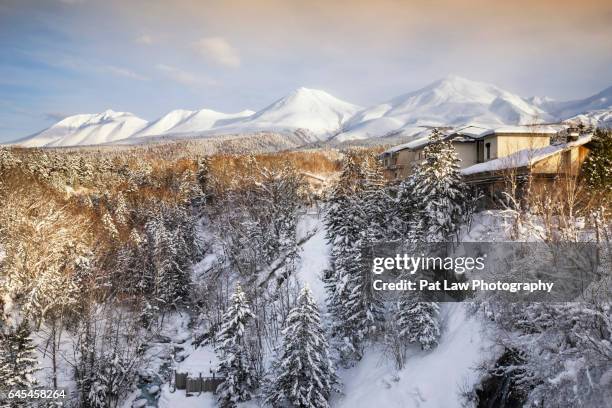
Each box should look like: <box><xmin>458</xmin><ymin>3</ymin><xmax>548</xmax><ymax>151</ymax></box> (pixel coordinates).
<box><xmin>0</xmin><ymin>136</ymin><xmax>610</xmax><ymax>408</ymax></box>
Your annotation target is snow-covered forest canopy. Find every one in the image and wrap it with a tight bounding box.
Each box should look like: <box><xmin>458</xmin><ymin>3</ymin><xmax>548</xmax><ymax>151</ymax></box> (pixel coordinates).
<box><xmin>0</xmin><ymin>129</ymin><xmax>610</xmax><ymax>408</ymax></box>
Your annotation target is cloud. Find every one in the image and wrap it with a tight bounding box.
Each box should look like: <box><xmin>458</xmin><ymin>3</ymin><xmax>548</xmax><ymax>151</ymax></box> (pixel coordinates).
<box><xmin>156</xmin><ymin>64</ymin><xmax>216</xmax><ymax>86</ymax></box>
<box><xmin>27</xmin><ymin>51</ymin><xmax>149</xmax><ymax>81</ymax></box>
<box><xmin>102</xmin><ymin>65</ymin><xmax>149</xmax><ymax>81</ymax></box>
<box><xmin>193</xmin><ymin>37</ymin><xmax>240</xmax><ymax>68</ymax></box>
<box><xmin>135</xmin><ymin>34</ymin><xmax>154</xmax><ymax>45</ymax></box>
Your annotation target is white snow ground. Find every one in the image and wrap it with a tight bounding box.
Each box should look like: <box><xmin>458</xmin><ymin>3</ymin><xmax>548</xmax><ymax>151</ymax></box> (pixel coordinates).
<box><xmin>295</xmin><ymin>211</ymin><xmax>330</xmax><ymax>306</ymax></box>
<box><xmin>333</xmin><ymin>304</ymin><xmax>492</xmax><ymax>408</ymax></box>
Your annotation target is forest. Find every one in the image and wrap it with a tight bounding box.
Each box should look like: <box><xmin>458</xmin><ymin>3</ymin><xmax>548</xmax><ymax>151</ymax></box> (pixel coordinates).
<box><xmin>0</xmin><ymin>129</ymin><xmax>610</xmax><ymax>408</ymax></box>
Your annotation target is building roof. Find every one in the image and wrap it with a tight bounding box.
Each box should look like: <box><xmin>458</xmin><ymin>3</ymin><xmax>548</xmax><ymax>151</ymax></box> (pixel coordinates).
<box><xmin>461</xmin><ymin>134</ymin><xmax>592</xmax><ymax>176</ymax></box>
<box><xmin>478</xmin><ymin>125</ymin><xmax>561</xmax><ymax>137</ymax></box>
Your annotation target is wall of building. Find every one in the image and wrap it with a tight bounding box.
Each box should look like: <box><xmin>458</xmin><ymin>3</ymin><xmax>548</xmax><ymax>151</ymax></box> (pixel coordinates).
<box><xmin>489</xmin><ymin>134</ymin><xmax>551</xmax><ymax>160</ymax></box>
<box><xmin>455</xmin><ymin>142</ymin><xmax>478</xmax><ymax>168</ymax></box>
<box><xmin>531</xmin><ymin>145</ymin><xmax>589</xmax><ymax>175</ymax></box>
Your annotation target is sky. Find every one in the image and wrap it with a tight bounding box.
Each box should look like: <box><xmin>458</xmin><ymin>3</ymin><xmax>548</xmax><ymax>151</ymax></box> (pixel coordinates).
<box><xmin>0</xmin><ymin>0</ymin><xmax>611</xmax><ymax>142</ymax></box>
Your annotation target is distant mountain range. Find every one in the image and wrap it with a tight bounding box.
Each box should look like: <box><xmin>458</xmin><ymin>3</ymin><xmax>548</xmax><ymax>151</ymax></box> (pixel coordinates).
<box><xmin>13</xmin><ymin>76</ymin><xmax>612</xmax><ymax>148</ymax></box>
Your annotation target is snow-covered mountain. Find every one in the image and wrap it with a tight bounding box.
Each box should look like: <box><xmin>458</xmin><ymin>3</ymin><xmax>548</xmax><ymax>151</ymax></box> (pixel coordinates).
<box><xmin>230</xmin><ymin>87</ymin><xmax>362</xmax><ymax>140</ymax></box>
<box><xmin>546</xmin><ymin>85</ymin><xmax>612</xmax><ymax>119</ymax></box>
<box><xmin>16</xmin><ymin>110</ymin><xmax>148</xmax><ymax>147</ymax></box>
<box><xmin>12</xmin><ymin>78</ymin><xmax>612</xmax><ymax>148</ymax></box>
<box><xmin>133</xmin><ymin>108</ymin><xmax>255</xmax><ymax>138</ymax></box>
<box><xmin>133</xmin><ymin>109</ymin><xmax>194</xmax><ymax>138</ymax></box>
<box><xmin>564</xmin><ymin>109</ymin><xmax>612</xmax><ymax>128</ymax></box>
<box><xmin>334</xmin><ymin>76</ymin><xmax>552</xmax><ymax>142</ymax></box>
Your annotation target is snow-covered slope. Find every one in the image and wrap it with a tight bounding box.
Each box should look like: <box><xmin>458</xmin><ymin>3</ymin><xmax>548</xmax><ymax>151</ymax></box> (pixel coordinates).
<box><xmin>16</xmin><ymin>110</ymin><xmax>148</xmax><ymax>147</ymax></box>
<box><xmin>334</xmin><ymin>76</ymin><xmax>552</xmax><ymax>142</ymax></box>
<box><xmin>133</xmin><ymin>109</ymin><xmax>195</xmax><ymax>137</ymax></box>
<box><xmin>547</xmin><ymin>85</ymin><xmax>612</xmax><ymax>119</ymax></box>
<box><xmin>224</xmin><ymin>87</ymin><xmax>362</xmax><ymax>141</ymax></box>
<box><xmin>564</xmin><ymin>109</ymin><xmax>612</xmax><ymax>128</ymax></box>
<box><xmin>335</xmin><ymin>304</ymin><xmax>493</xmax><ymax>408</ymax></box>
<box><xmin>171</xmin><ymin>109</ymin><xmax>255</xmax><ymax>134</ymax></box>
<box><xmin>133</xmin><ymin>108</ymin><xmax>255</xmax><ymax>138</ymax></box>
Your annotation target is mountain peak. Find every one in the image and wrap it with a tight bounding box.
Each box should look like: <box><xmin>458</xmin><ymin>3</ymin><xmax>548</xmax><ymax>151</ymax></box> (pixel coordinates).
<box><xmin>440</xmin><ymin>74</ymin><xmax>470</xmax><ymax>83</ymax></box>
<box><xmin>286</xmin><ymin>87</ymin><xmax>334</xmax><ymax>100</ymax></box>
<box><xmin>19</xmin><ymin>110</ymin><xmax>147</xmax><ymax>147</ymax></box>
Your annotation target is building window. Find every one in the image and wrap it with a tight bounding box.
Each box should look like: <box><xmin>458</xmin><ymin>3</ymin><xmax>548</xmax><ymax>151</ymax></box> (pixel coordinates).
<box><xmin>477</xmin><ymin>140</ymin><xmax>484</xmax><ymax>163</ymax></box>
<box><xmin>485</xmin><ymin>143</ymin><xmax>491</xmax><ymax>160</ymax></box>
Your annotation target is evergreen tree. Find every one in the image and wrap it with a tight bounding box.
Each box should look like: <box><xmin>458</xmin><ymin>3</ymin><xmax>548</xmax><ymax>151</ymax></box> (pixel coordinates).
<box><xmin>359</xmin><ymin>152</ymin><xmax>392</xmax><ymax>240</ymax></box>
<box><xmin>324</xmin><ymin>151</ymin><xmax>390</xmax><ymax>364</ymax></box>
<box><xmin>582</xmin><ymin>128</ymin><xmax>612</xmax><ymax>193</ymax></box>
<box><xmin>216</xmin><ymin>285</ymin><xmax>257</xmax><ymax>407</ymax></box>
<box><xmin>325</xmin><ymin>242</ymin><xmax>362</xmax><ymax>362</ymax></box>
<box><xmin>393</xmin><ymin>174</ymin><xmax>419</xmax><ymax>239</ymax></box>
<box><xmin>410</xmin><ymin>129</ymin><xmax>467</xmax><ymax>242</ymax></box>
<box><xmin>324</xmin><ymin>151</ymin><xmax>366</xmax><ymax>247</ymax></box>
<box><xmin>265</xmin><ymin>287</ymin><xmax>336</xmax><ymax>408</ymax></box>
<box><xmin>397</xmin><ymin>298</ymin><xmax>440</xmax><ymax>350</ymax></box>
<box><xmin>0</xmin><ymin>320</ymin><xmax>39</xmax><ymax>390</ymax></box>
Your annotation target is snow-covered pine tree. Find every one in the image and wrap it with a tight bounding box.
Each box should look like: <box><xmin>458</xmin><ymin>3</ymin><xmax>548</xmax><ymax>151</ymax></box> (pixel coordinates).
<box><xmin>410</xmin><ymin>129</ymin><xmax>467</xmax><ymax>242</ymax></box>
<box><xmin>325</xmin><ymin>242</ymin><xmax>361</xmax><ymax>362</ymax></box>
<box><xmin>324</xmin><ymin>151</ymin><xmax>367</xmax><ymax>315</ymax></box>
<box><xmin>582</xmin><ymin>128</ymin><xmax>611</xmax><ymax>194</ymax></box>
<box><xmin>324</xmin><ymin>151</ymin><xmax>389</xmax><ymax>364</ymax></box>
<box><xmin>329</xmin><ymin>238</ymin><xmax>385</xmax><ymax>364</ymax></box>
<box><xmin>0</xmin><ymin>320</ymin><xmax>39</xmax><ymax>389</ymax></box>
<box><xmin>393</xmin><ymin>172</ymin><xmax>419</xmax><ymax>239</ymax></box>
<box><xmin>360</xmin><ymin>152</ymin><xmax>392</xmax><ymax>240</ymax></box>
<box><xmin>216</xmin><ymin>284</ymin><xmax>257</xmax><ymax>407</ymax></box>
<box><xmin>324</xmin><ymin>151</ymin><xmax>366</xmax><ymax>247</ymax></box>
<box><xmin>141</xmin><ymin>204</ymin><xmax>196</xmax><ymax>313</ymax></box>
<box><xmin>265</xmin><ymin>286</ymin><xmax>336</xmax><ymax>408</ymax></box>
<box><xmin>145</xmin><ymin>217</ymin><xmax>180</xmax><ymax>309</ymax></box>
<box><xmin>397</xmin><ymin>298</ymin><xmax>440</xmax><ymax>350</ymax></box>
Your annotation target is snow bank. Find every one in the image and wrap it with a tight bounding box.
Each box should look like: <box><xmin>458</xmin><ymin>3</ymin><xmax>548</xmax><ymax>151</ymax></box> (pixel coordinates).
<box><xmin>334</xmin><ymin>304</ymin><xmax>493</xmax><ymax>408</ymax></box>
<box><xmin>295</xmin><ymin>213</ymin><xmax>330</xmax><ymax>306</ymax></box>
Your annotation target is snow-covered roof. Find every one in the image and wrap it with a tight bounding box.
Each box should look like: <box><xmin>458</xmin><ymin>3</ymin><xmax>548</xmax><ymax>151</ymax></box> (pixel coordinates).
<box><xmin>381</xmin><ymin>136</ymin><xmax>432</xmax><ymax>154</ymax></box>
<box><xmin>450</xmin><ymin>125</ymin><xmax>490</xmax><ymax>138</ymax></box>
<box><xmin>478</xmin><ymin>125</ymin><xmax>561</xmax><ymax>137</ymax></box>
<box><xmin>461</xmin><ymin>134</ymin><xmax>592</xmax><ymax>175</ymax></box>
<box><xmin>382</xmin><ymin>130</ymin><xmax>479</xmax><ymax>155</ymax></box>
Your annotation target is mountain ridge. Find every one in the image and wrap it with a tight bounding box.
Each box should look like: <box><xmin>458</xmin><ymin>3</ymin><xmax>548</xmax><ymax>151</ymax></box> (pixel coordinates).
<box><xmin>13</xmin><ymin>78</ymin><xmax>612</xmax><ymax>148</ymax></box>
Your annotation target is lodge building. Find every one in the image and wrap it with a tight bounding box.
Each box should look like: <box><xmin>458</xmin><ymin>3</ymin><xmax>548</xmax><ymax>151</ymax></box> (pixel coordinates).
<box><xmin>380</xmin><ymin>125</ymin><xmax>593</xmax><ymax>198</ymax></box>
